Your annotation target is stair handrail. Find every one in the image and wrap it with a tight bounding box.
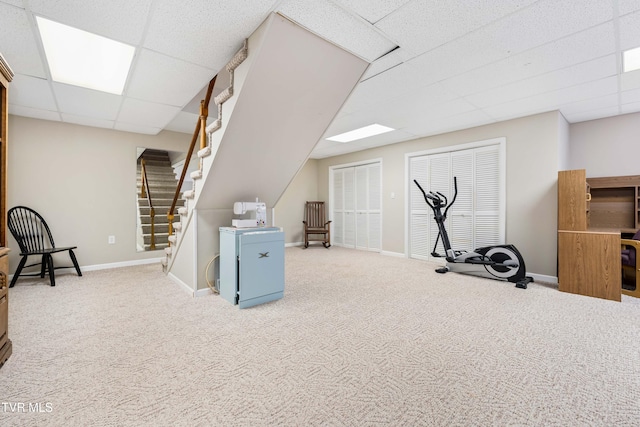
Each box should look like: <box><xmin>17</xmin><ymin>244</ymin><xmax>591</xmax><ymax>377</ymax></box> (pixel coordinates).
<box><xmin>140</xmin><ymin>158</ymin><xmax>156</xmax><ymax>250</ymax></box>
<box><xmin>167</xmin><ymin>75</ymin><xmax>217</xmax><ymax>243</ymax></box>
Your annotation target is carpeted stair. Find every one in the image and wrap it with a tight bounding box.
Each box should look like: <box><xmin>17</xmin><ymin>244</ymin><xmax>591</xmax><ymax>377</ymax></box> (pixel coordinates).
<box><xmin>136</xmin><ymin>149</ymin><xmax>183</xmax><ymax>251</ymax></box>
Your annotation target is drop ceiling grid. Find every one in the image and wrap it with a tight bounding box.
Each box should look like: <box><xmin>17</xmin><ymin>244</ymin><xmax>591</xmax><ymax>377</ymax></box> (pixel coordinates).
<box><xmin>373</xmin><ymin>0</ymin><xmax>539</xmax><ymax>58</ymax></box>
<box><xmin>143</xmin><ymin>0</ymin><xmax>275</xmax><ymax>69</ymax></box>
<box><xmin>61</xmin><ymin>113</ymin><xmax>114</xmax><ymax>130</ymax></box>
<box><xmin>563</xmin><ymin>105</ymin><xmax>620</xmax><ymax>123</ymax></box>
<box><xmin>619</xmin><ymin>10</ymin><xmax>640</xmax><ymax>51</ymax></box>
<box><xmin>406</xmin><ymin>109</ymin><xmax>496</xmax><ymax>137</ymax></box>
<box><xmin>277</xmin><ymin>0</ymin><xmax>397</xmax><ymax>62</ymax></box>
<box><xmin>9</xmin><ymin>105</ymin><xmax>60</xmax><ymax>122</ymax></box>
<box><xmin>9</xmin><ymin>74</ymin><xmax>56</xmax><ymax>111</ymax></box>
<box><xmin>27</xmin><ymin>0</ymin><xmax>152</xmax><ymax>45</ymax></box>
<box><xmin>126</xmin><ymin>49</ymin><xmax>214</xmax><ymax>107</ymax></box>
<box><xmin>483</xmin><ymin>76</ymin><xmax>619</xmax><ymax>120</ymax></box>
<box><xmin>117</xmin><ymin>98</ymin><xmax>181</xmax><ymax>130</ymax></box>
<box><xmin>52</xmin><ymin>83</ymin><xmax>122</xmax><ymax>120</ymax></box>
<box><xmin>559</xmin><ymin>93</ymin><xmax>619</xmax><ymax>117</ymax></box>
<box><xmin>0</xmin><ymin>3</ymin><xmax>46</xmax><ymax>78</ymax></box>
<box><xmin>437</xmin><ymin>22</ymin><xmax>617</xmax><ymax>98</ymax></box>
<box><xmin>619</xmin><ymin>0</ymin><xmax>640</xmax><ymax>16</ymax></box>
<box><xmin>333</xmin><ymin>0</ymin><xmax>412</xmax><ymax>24</ymax></box>
<box><xmin>464</xmin><ymin>55</ymin><xmax>618</xmax><ymax>109</ymax></box>
<box><xmin>0</xmin><ymin>0</ymin><xmax>23</xmax><ymax>7</ymax></box>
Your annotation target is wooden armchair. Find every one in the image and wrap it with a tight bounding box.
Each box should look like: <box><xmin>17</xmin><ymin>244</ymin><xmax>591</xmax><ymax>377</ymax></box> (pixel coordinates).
<box><xmin>621</xmin><ymin>231</ymin><xmax>640</xmax><ymax>298</ymax></box>
<box><xmin>302</xmin><ymin>201</ymin><xmax>331</xmax><ymax>248</ymax></box>
<box><xmin>8</xmin><ymin>206</ymin><xmax>82</xmax><ymax>287</ymax></box>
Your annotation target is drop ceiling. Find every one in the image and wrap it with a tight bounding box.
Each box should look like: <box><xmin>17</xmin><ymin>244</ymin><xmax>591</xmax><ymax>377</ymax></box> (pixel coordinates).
<box><xmin>1</xmin><ymin>0</ymin><xmax>639</xmax><ymax>159</ymax></box>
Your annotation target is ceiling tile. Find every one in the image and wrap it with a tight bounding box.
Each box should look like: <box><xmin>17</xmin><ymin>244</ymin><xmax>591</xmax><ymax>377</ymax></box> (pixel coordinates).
<box><xmin>351</xmin><ymin>129</ymin><xmax>415</xmax><ymax>148</ymax></box>
<box><xmin>334</xmin><ymin>0</ymin><xmax>412</xmax><ymax>24</ymax></box>
<box><xmin>375</xmin><ymin>0</ymin><xmax>538</xmax><ymax>57</ymax></box>
<box><xmin>559</xmin><ymin>94</ymin><xmax>619</xmax><ymax>116</ymax></box>
<box><xmin>0</xmin><ymin>0</ymin><xmax>23</xmax><ymax>6</ymax></box>
<box><xmin>61</xmin><ymin>113</ymin><xmax>114</xmax><ymax>129</ymax></box>
<box><xmin>563</xmin><ymin>106</ymin><xmax>619</xmax><ymax>123</ymax></box>
<box><xmin>621</xmin><ymin>101</ymin><xmax>640</xmax><ymax>115</ymax></box>
<box><xmin>117</xmin><ymin>98</ymin><xmax>181</xmax><ymax>129</ymax></box>
<box><xmin>114</xmin><ymin>121</ymin><xmax>161</xmax><ymax>135</ymax></box>
<box><xmin>621</xmin><ymin>69</ymin><xmax>640</xmax><ymax>91</ymax></box>
<box><xmin>619</xmin><ymin>10</ymin><xmax>640</xmax><ymax>51</ymax></box>
<box><xmin>9</xmin><ymin>74</ymin><xmax>56</xmax><ymax>110</ymax></box>
<box><xmin>8</xmin><ymin>104</ymin><xmax>60</xmax><ymax>121</ymax></box>
<box><xmin>465</xmin><ymin>55</ymin><xmax>617</xmax><ymax>108</ymax></box>
<box><xmin>619</xmin><ymin>0</ymin><xmax>640</xmax><ymax>16</ymax></box>
<box><xmin>0</xmin><ymin>3</ymin><xmax>46</xmax><ymax>77</ymax></box>
<box><xmin>621</xmin><ymin>88</ymin><xmax>640</xmax><ymax>104</ymax></box>
<box><xmin>438</xmin><ymin>22</ymin><xmax>616</xmax><ymax>97</ymax></box>
<box><xmin>278</xmin><ymin>0</ymin><xmax>397</xmax><ymax>62</ymax></box>
<box><xmin>52</xmin><ymin>83</ymin><xmax>122</xmax><ymax>120</ymax></box>
<box><xmin>127</xmin><ymin>49</ymin><xmax>214</xmax><ymax>107</ymax></box>
<box><xmin>144</xmin><ymin>0</ymin><xmax>274</xmax><ymax>70</ymax></box>
<box><xmin>484</xmin><ymin>76</ymin><xmax>618</xmax><ymax>120</ymax></box>
<box><xmin>404</xmin><ymin>108</ymin><xmax>493</xmax><ymax>137</ymax></box>
<box><xmin>164</xmin><ymin>111</ymin><xmax>200</xmax><ymax>134</ymax></box>
<box><xmin>28</xmin><ymin>0</ymin><xmax>152</xmax><ymax>45</ymax></box>
<box><xmin>360</xmin><ymin>48</ymin><xmax>404</xmax><ymax>81</ymax></box>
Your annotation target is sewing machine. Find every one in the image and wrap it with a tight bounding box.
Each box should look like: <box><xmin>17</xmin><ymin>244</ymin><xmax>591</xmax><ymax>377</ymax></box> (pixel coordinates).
<box><xmin>232</xmin><ymin>198</ymin><xmax>267</xmax><ymax>228</ymax></box>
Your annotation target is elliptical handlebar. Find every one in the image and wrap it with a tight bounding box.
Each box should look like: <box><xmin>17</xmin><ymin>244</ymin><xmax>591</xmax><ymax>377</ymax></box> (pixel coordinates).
<box><xmin>443</xmin><ymin>176</ymin><xmax>458</xmax><ymax>218</ymax></box>
<box><xmin>413</xmin><ymin>177</ymin><xmax>459</xmax><ymax>217</ymax></box>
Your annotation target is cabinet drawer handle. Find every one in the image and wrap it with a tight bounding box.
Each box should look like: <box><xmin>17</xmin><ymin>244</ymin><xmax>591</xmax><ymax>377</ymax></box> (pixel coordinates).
<box><xmin>586</xmin><ymin>193</ymin><xmax>592</xmax><ymax>201</ymax></box>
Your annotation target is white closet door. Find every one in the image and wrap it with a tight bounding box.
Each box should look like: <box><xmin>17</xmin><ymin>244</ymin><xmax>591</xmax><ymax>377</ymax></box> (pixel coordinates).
<box><xmin>331</xmin><ymin>162</ymin><xmax>382</xmax><ymax>252</ymax></box>
<box><xmin>409</xmin><ymin>156</ymin><xmax>430</xmax><ymax>260</ymax></box>
<box><xmin>450</xmin><ymin>150</ymin><xmax>474</xmax><ymax>252</ymax></box>
<box><xmin>408</xmin><ymin>142</ymin><xmax>503</xmax><ymax>260</ymax></box>
<box><xmin>343</xmin><ymin>168</ymin><xmax>356</xmax><ymax>248</ymax></box>
<box><xmin>474</xmin><ymin>145</ymin><xmax>502</xmax><ymax>247</ymax></box>
<box><xmin>332</xmin><ymin>169</ymin><xmax>344</xmax><ymax>245</ymax></box>
<box><xmin>367</xmin><ymin>163</ymin><xmax>382</xmax><ymax>251</ymax></box>
<box><xmin>428</xmin><ymin>154</ymin><xmax>450</xmax><ymax>257</ymax></box>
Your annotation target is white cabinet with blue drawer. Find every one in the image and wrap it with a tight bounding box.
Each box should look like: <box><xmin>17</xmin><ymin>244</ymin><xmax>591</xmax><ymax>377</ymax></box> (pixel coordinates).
<box><xmin>219</xmin><ymin>227</ymin><xmax>284</xmax><ymax>308</ymax></box>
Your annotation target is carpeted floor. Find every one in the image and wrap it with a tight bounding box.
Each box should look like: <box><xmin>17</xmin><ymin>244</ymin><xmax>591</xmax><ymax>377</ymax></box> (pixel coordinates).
<box><xmin>1</xmin><ymin>246</ymin><xmax>639</xmax><ymax>426</ymax></box>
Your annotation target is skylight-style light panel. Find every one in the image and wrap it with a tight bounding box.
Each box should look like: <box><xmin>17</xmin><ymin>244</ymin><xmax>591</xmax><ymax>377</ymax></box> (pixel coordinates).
<box><xmin>327</xmin><ymin>124</ymin><xmax>395</xmax><ymax>143</ymax></box>
<box><xmin>36</xmin><ymin>16</ymin><xmax>135</xmax><ymax>95</ymax></box>
<box><xmin>623</xmin><ymin>46</ymin><xmax>640</xmax><ymax>73</ymax></box>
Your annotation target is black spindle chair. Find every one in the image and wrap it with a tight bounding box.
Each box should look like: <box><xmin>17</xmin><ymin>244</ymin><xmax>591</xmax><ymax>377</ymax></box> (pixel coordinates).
<box><xmin>8</xmin><ymin>206</ymin><xmax>82</xmax><ymax>287</ymax></box>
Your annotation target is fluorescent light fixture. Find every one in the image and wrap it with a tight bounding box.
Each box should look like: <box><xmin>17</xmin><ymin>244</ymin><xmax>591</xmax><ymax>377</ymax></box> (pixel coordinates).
<box><xmin>36</xmin><ymin>16</ymin><xmax>135</xmax><ymax>95</ymax></box>
<box><xmin>327</xmin><ymin>124</ymin><xmax>395</xmax><ymax>143</ymax></box>
<box><xmin>623</xmin><ymin>46</ymin><xmax>640</xmax><ymax>73</ymax></box>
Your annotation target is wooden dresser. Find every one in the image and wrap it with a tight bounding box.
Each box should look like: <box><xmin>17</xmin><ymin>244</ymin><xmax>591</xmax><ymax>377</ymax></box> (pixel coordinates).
<box><xmin>0</xmin><ymin>247</ymin><xmax>11</xmax><ymax>367</ymax></box>
<box><xmin>558</xmin><ymin>170</ymin><xmax>621</xmax><ymax>301</ymax></box>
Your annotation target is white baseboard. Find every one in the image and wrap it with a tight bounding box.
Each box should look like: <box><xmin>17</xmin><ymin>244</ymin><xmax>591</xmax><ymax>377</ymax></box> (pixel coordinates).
<box><xmin>194</xmin><ymin>287</ymin><xmax>215</xmax><ymax>297</ymax></box>
<box><xmin>528</xmin><ymin>272</ymin><xmax>558</xmax><ymax>285</ymax></box>
<box><xmin>167</xmin><ymin>272</ymin><xmax>195</xmax><ymax>296</ymax></box>
<box><xmin>381</xmin><ymin>250</ymin><xmax>405</xmax><ymax>258</ymax></box>
<box><xmin>285</xmin><ymin>242</ymin><xmax>304</xmax><ymax>248</ymax></box>
<box><xmin>8</xmin><ymin>257</ymin><xmax>164</xmax><ymax>280</ymax></box>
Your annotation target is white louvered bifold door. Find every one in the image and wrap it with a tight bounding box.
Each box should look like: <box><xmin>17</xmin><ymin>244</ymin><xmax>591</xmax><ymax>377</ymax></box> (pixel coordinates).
<box><xmin>331</xmin><ymin>162</ymin><xmax>382</xmax><ymax>251</ymax></box>
<box><xmin>332</xmin><ymin>169</ymin><xmax>344</xmax><ymax>245</ymax></box>
<box><xmin>408</xmin><ymin>142</ymin><xmax>503</xmax><ymax>260</ymax></box>
<box><xmin>474</xmin><ymin>145</ymin><xmax>502</xmax><ymax>247</ymax></box>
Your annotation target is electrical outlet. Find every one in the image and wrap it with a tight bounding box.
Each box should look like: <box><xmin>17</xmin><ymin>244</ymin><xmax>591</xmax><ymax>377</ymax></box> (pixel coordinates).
<box><xmin>108</xmin><ymin>235</ymin><xmax>116</xmax><ymax>244</ymax></box>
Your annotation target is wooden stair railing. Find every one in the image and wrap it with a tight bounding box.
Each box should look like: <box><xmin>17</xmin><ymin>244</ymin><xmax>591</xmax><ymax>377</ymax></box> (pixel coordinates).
<box><xmin>139</xmin><ymin>158</ymin><xmax>156</xmax><ymax>250</ymax></box>
<box><xmin>167</xmin><ymin>75</ymin><xmax>217</xmax><ymax>242</ymax></box>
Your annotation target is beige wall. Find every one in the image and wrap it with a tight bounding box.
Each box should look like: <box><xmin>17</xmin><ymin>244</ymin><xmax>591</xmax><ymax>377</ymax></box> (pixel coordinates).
<box><xmin>273</xmin><ymin>159</ymin><xmax>318</xmax><ymax>244</ymax></box>
<box><xmin>7</xmin><ymin>115</ymin><xmax>189</xmax><ymax>273</ymax></box>
<box><xmin>315</xmin><ymin>111</ymin><xmax>564</xmax><ymax>277</ymax></box>
<box><xmin>569</xmin><ymin>111</ymin><xmax>640</xmax><ymax>178</ymax></box>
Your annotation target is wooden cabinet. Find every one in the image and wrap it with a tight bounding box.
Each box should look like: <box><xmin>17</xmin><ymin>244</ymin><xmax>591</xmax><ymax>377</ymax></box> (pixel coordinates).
<box><xmin>0</xmin><ymin>247</ymin><xmax>11</xmax><ymax>367</ymax></box>
<box><xmin>558</xmin><ymin>170</ymin><xmax>621</xmax><ymax>301</ymax></box>
<box><xmin>586</xmin><ymin>175</ymin><xmax>640</xmax><ymax>234</ymax></box>
<box><xmin>0</xmin><ymin>53</ymin><xmax>12</xmax><ymax>247</ymax></box>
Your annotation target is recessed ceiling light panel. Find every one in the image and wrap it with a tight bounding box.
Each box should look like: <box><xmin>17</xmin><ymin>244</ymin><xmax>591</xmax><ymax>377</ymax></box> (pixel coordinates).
<box><xmin>623</xmin><ymin>46</ymin><xmax>640</xmax><ymax>73</ymax></box>
<box><xmin>36</xmin><ymin>16</ymin><xmax>135</xmax><ymax>95</ymax></box>
<box><xmin>327</xmin><ymin>123</ymin><xmax>395</xmax><ymax>143</ymax></box>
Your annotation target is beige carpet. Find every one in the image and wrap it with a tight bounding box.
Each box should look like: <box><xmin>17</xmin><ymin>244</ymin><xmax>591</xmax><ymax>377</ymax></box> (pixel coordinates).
<box><xmin>1</xmin><ymin>246</ymin><xmax>640</xmax><ymax>426</ymax></box>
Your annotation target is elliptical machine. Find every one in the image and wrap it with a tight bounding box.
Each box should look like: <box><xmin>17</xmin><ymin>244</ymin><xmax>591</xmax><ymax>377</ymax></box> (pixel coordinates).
<box><xmin>413</xmin><ymin>177</ymin><xmax>532</xmax><ymax>289</ymax></box>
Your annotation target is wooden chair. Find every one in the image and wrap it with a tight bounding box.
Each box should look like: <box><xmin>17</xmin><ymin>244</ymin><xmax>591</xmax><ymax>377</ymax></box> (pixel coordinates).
<box><xmin>8</xmin><ymin>206</ymin><xmax>82</xmax><ymax>287</ymax></box>
<box><xmin>302</xmin><ymin>201</ymin><xmax>331</xmax><ymax>248</ymax></box>
<box><xmin>621</xmin><ymin>230</ymin><xmax>640</xmax><ymax>298</ymax></box>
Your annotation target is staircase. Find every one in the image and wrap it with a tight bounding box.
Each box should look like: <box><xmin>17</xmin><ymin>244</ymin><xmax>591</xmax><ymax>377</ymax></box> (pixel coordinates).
<box><xmin>136</xmin><ymin>149</ymin><xmax>183</xmax><ymax>251</ymax></box>
<box><xmin>161</xmin><ymin>13</ymin><xmax>369</xmax><ymax>291</ymax></box>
